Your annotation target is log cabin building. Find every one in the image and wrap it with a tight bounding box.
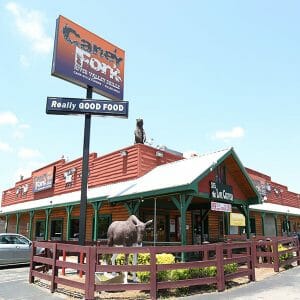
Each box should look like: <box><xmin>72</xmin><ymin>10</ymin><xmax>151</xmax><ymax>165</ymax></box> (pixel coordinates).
<box><xmin>1</xmin><ymin>143</ymin><xmax>300</xmax><ymax>245</ymax></box>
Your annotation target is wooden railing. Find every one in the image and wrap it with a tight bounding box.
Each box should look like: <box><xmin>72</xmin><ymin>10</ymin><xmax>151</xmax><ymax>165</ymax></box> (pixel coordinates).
<box><xmin>29</xmin><ymin>238</ymin><xmax>299</xmax><ymax>300</ymax></box>
<box><xmin>251</xmin><ymin>236</ymin><xmax>300</xmax><ymax>272</ymax></box>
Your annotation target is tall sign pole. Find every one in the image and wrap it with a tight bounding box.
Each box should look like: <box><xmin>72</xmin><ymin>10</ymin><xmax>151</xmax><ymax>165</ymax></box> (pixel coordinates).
<box><xmin>50</xmin><ymin>15</ymin><xmax>127</xmax><ymax>246</ymax></box>
<box><xmin>79</xmin><ymin>85</ymin><xmax>93</xmax><ymax>246</ymax></box>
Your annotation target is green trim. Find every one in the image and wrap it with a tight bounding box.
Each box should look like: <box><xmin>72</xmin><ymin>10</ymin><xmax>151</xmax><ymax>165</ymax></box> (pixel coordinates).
<box><xmin>29</xmin><ymin>211</ymin><xmax>34</xmax><ymax>240</ymax></box>
<box><xmin>124</xmin><ymin>201</ymin><xmax>141</xmax><ymax>216</ymax></box>
<box><xmin>92</xmin><ymin>202</ymin><xmax>102</xmax><ymax>241</ymax></box>
<box><xmin>65</xmin><ymin>206</ymin><xmax>73</xmax><ymax>241</ymax></box>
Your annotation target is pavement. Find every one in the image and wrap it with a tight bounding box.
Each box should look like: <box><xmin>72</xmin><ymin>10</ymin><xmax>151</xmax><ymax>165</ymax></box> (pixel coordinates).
<box><xmin>1</xmin><ymin>264</ymin><xmax>299</xmax><ymax>300</ymax></box>
<box><xmin>181</xmin><ymin>266</ymin><xmax>300</xmax><ymax>300</ymax></box>
<box><xmin>0</xmin><ymin>265</ymin><xmax>66</xmax><ymax>300</ymax></box>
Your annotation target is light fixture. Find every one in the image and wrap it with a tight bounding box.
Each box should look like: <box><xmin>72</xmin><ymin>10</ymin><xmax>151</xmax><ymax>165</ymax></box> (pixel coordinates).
<box><xmin>120</xmin><ymin>150</ymin><xmax>128</xmax><ymax>157</ymax></box>
<box><xmin>155</xmin><ymin>151</ymin><xmax>164</xmax><ymax>158</ymax></box>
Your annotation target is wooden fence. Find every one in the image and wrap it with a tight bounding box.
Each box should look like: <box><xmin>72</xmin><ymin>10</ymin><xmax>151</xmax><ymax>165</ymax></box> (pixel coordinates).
<box><xmin>29</xmin><ymin>237</ymin><xmax>299</xmax><ymax>300</ymax></box>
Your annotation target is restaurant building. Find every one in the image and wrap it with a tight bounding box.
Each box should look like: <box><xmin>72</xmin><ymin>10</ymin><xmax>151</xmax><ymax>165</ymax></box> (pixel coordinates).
<box><xmin>1</xmin><ymin>143</ymin><xmax>299</xmax><ymax>245</ymax></box>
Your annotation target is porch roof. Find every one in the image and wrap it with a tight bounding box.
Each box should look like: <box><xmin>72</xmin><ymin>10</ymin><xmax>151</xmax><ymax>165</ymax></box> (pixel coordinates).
<box><xmin>107</xmin><ymin>147</ymin><xmax>260</xmax><ymax>202</ymax></box>
<box><xmin>0</xmin><ymin>179</ymin><xmax>137</xmax><ymax>214</ymax></box>
<box><xmin>250</xmin><ymin>202</ymin><xmax>300</xmax><ymax>216</ymax></box>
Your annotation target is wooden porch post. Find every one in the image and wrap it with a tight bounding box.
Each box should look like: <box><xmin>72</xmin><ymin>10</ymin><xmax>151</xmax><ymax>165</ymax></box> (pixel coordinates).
<box><xmin>65</xmin><ymin>206</ymin><xmax>73</xmax><ymax>241</ymax></box>
<box><xmin>261</xmin><ymin>212</ymin><xmax>265</xmax><ymax>236</ymax></box>
<box><xmin>29</xmin><ymin>211</ymin><xmax>34</xmax><ymax>240</ymax></box>
<box><xmin>5</xmin><ymin>215</ymin><xmax>9</xmax><ymax>233</ymax></box>
<box><xmin>45</xmin><ymin>208</ymin><xmax>52</xmax><ymax>241</ymax></box>
<box><xmin>244</xmin><ymin>205</ymin><xmax>251</xmax><ymax>239</ymax></box>
<box><xmin>274</xmin><ymin>214</ymin><xmax>278</xmax><ymax>236</ymax></box>
<box><xmin>224</xmin><ymin>212</ymin><xmax>230</xmax><ymax>235</ymax></box>
<box><xmin>171</xmin><ymin>194</ymin><xmax>192</xmax><ymax>261</ymax></box>
<box><xmin>16</xmin><ymin>212</ymin><xmax>20</xmax><ymax>234</ymax></box>
<box><xmin>92</xmin><ymin>202</ymin><xmax>102</xmax><ymax>242</ymax></box>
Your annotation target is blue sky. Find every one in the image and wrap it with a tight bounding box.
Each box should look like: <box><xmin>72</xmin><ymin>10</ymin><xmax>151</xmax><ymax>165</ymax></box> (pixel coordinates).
<box><xmin>0</xmin><ymin>1</ymin><xmax>299</xmax><ymax>195</ymax></box>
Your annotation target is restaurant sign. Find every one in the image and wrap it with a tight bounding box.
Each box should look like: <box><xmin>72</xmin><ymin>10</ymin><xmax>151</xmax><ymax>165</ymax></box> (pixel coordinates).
<box><xmin>46</xmin><ymin>97</ymin><xmax>128</xmax><ymax>118</ymax></box>
<box><xmin>52</xmin><ymin>15</ymin><xmax>125</xmax><ymax>100</ymax></box>
<box><xmin>33</xmin><ymin>166</ymin><xmax>55</xmax><ymax>193</ymax></box>
<box><xmin>210</xmin><ymin>181</ymin><xmax>233</xmax><ymax>201</ymax></box>
<box><xmin>211</xmin><ymin>201</ymin><xmax>232</xmax><ymax>212</ymax></box>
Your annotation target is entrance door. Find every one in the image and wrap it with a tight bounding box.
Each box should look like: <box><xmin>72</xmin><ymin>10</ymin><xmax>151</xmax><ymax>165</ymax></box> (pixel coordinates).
<box><xmin>192</xmin><ymin>212</ymin><xmax>209</xmax><ymax>244</ymax></box>
<box><xmin>264</xmin><ymin>214</ymin><xmax>276</xmax><ymax>236</ymax></box>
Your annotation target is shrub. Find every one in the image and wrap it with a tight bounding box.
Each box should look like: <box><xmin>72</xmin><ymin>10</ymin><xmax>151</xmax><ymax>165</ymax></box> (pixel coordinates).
<box><xmin>113</xmin><ymin>253</ymin><xmax>238</xmax><ymax>283</ymax></box>
<box><xmin>278</xmin><ymin>244</ymin><xmax>293</xmax><ymax>264</ymax></box>
<box><xmin>224</xmin><ymin>263</ymin><xmax>238</xmax><ymax>274</ymax></box>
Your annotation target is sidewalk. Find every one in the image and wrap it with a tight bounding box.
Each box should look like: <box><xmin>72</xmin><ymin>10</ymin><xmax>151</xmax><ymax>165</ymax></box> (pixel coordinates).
<box><xmin>180</xmin><ymin>266</ymin><xmax>300</xmax><ymax>300</ymax></box>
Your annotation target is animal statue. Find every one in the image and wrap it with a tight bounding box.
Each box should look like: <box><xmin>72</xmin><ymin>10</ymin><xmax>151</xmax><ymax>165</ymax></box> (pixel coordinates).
<box><xmin>134</xmin><ymin>119</ymin><xmax>146</xmax><ymax>144</ymax></box>
<box><xmin>107</xmin><ymin>215</ymin><xmax>153</xmax><ymax>283</ymax></box>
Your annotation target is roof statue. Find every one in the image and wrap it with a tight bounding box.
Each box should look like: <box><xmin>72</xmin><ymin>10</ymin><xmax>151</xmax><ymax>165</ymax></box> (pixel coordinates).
<box><xmin>134</xmin><ymin>118</ymin><xmax>146</xmax><ymax>144</ymax></box>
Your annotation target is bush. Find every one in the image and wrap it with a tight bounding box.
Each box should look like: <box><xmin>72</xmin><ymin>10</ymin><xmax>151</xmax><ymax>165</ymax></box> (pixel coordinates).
<box><xmin>113</xmin><ymin>253</ymin><xmax>238</xmax><ymax>283</ymax></box>
<box><xmin>278</xmin><ymin>244</ymin><xmax>293</xmax><ymax>264</ymax></box>
<box><xmin>224</xmin><ymin>263</ymin><xmax>238</xmax><ymax>274</ymax></box>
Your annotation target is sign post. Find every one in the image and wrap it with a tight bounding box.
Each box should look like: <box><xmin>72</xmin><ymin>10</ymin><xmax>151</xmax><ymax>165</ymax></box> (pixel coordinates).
<box><xmin>49</xmin><ymin>15</ymin><xmax>127</xmax><ymax>246</ymax></box>
<box><xmin>78</xmin><ymin>85</ymin><xmax>92</xmax><ymax>246</ymax></box>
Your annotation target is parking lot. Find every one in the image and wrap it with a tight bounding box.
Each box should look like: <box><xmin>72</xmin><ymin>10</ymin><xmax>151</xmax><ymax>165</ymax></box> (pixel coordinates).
<box><xmin>0</xmin><ymin>265</ymin><xmax>65</xmax><ymax>300</ymax></box>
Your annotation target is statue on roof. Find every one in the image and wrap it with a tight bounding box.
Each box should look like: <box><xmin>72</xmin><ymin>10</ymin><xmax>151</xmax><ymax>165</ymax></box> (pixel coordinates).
<box><xmin>134</xmin><ymin>118</ymin><xmax>146</xmax><ymax>144</ymax></box>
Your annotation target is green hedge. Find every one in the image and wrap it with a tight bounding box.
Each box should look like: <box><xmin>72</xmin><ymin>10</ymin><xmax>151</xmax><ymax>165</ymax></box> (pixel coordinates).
<box><xmin>114</xmin><ymin>253</ymin><xmax>238</xmax><ymax>283</ymax></box>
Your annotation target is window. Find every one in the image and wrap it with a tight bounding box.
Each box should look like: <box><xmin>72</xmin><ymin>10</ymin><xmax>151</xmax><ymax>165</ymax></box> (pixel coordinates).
<box><xmin>35</xmin><ymin>220</ymin><xmax>45</xmax><ymax>240</ymax></box>
<box><xmin>250</xmin><ymin>218</ymin><xmax>256</xmax><ymax>234</ymax></box>
<box><xmin>50</xmin><ymin>219</ymin><xmax>63</xmax><ymax>241</ymax></box>
<box><xmin>70</xmin><ymin>218</ymin><xmax>79</xmax><ymax>239</ymax></box>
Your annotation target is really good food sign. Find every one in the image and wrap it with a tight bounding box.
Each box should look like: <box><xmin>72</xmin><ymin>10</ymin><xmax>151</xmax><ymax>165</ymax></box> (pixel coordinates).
<box><xmin>52</xmin><ymin>15</ymin><xmax>125</xmax><ymax>100</ymax></box>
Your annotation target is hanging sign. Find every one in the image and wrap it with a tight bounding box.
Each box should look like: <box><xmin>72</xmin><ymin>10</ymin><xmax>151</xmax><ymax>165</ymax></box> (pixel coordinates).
<box><xmin>210</xmin><ymin>181</ymin><xmax>233</xmax><ymax>201</ymax></box>
<box><xmin>230</xmin><ymin>213</ymin><xmax>245</xmax><ymax>226</ymax></box>
<box><xmin>211</xmin><ymin>201</ymin><xmax>232</xmax><ymax>212</ymax></box>
<box><xmin>52</xmin><ymin>15</ymin><xmax>125</xmax><ymax>100</ymax></box>
<box><xmin>46</xmin><ymin>97</ymin><xmax>128</xmax><ymax>118</ymax></box>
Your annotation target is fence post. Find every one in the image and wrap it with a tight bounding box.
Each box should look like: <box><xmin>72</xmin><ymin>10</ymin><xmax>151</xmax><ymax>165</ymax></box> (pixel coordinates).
<box><xmin>150</xmin><ymin>248</ymin><xmax>157</xmax><ymax>300</ymax></box>
<box><xmin>50</xmin><ymin>243</ymin><xmax>58</xmax><ymax>293</ymax></box>
<box><xmin>216</xmin><ymin>244</ymin><xmax>225</xmax><ymax>292</ymax></box>
<box><xmin>273</xmin><ymin>240</ymin><xmax>279</xmax><ymax>272</ymax></box>
<box><xmin>62</xmin><ymin>249</ymin><xmax>66</xmax><ymax>276</ymax></box>
<box><xmin>296</xmin><ymin>238</ymin><xmax>300</xmax><ymax>266</ymax></box>
<box><xmin>251</xmin><ymin>239</ymin><xmax>258</xmax><ymax>268</ymax></box>
<box><xmin>249</xmin><ymin>242</ymin><xmax>256</xmax><ymax>281</ymax></box>
<box><xmin>85</xmin><ymin>246</ymin><xmax>96</xmax><ymax>300</ymax></box>
<box><xmin>29</xmin><ymin>241</ymin><xmax>36</xmax><ymax>284</ymax></box>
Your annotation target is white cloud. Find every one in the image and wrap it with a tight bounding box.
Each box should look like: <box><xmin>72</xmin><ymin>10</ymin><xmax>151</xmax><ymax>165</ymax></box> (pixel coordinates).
<box><xmin>18</xmin><ymin>147</ymin><xmax>42</xmax><ymax>159</ymax></box>
<box><xmin>0</xmin><ymin>142</ymin><xmax>13</xmax><ymax>152</ymax></box>
<box><xmin>212</xmin><ymin>126</ymin><xmax>245</xmax><ymax>140</ymax></box>
<box><xmin>12</xmin><ymin>123</ymin><xmax>30</xmax><ymax>140</ymax></box>
<box><xmin>5</xmin><ymin>2</ymin><xmax>52</xmax><ymax>55</ymax></box>
<box><xmin>0</xmin><ymin>111</ymin><xmax>18</xmax><ymax>126</ymax></box>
